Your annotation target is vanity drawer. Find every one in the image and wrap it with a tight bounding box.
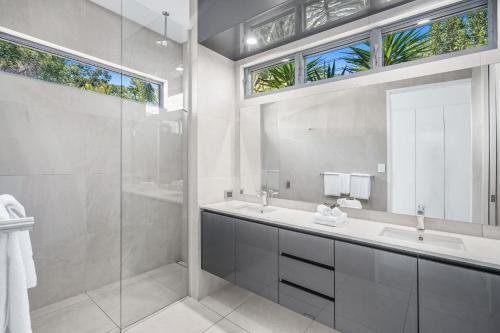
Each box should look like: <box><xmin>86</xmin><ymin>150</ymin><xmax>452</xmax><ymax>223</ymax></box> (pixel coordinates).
<box><xmin>279</xmin><ymin>255</ymin><xmax>335</xmax><ymax>298</ymax></box>
<box><xmin>279</xmin><ymin>281</ymin><xmax>335</xmax><ymax>328</ymax></box>
<box><xmin>279</xmin><ymin>229</ymin><xmax>334</xmax><ymax>267</ymax></box>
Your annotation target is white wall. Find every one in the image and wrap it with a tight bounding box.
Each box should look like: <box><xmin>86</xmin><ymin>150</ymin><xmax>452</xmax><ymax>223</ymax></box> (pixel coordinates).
<box><xmin>189</xmin><ymin>44</ymin><xmax>236</xmax><ymax>300</ymax></box>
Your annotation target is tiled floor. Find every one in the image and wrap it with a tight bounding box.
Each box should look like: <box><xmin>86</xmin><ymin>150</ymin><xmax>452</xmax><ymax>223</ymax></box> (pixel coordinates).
<box><xmin>126</xmin><ymin>284</ymin><xmax>340</xmax><ymax>333</ymax></box>
<box><xmin>32</xmin><ymin>268</ymin><xmax>339</xmax><ymax>333</ymax></box>
<box><xmin>31</xmin><ymin>263</ymin><xmax>188</xmax><ymax>333</ymax></box>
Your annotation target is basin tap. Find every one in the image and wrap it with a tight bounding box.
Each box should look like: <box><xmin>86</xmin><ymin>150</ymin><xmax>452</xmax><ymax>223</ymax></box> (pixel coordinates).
<box><xmin>416</xmin><ymin>204</ymin><xmax>426</xmax><ymax>232</ymax></box>
<box><xmin>258</xmin><ymin>190</ymin><xmax>269</xmax><ymax>206</ymax></box>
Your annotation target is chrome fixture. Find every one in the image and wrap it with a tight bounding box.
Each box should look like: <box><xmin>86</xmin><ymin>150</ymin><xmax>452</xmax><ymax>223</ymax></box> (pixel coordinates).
<box><xmin>416</xmin><ymin>204</ymin><xmax>426</xmax><ymax>239</ymax></box>
<box><xmin>258</xmin><ymin>189</ymin><xmax>278</xmax><ymax>206</ymax></box>
<box><xmin>157</xmin><ymin>11</ymin><xmax>170</xmax><ymax>46</ymax></box>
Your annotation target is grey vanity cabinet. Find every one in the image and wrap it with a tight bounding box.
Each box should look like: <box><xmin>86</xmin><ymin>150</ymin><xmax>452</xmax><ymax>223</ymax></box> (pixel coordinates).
<box><xmin>201</xmin><ymin>211</ymin><xmax>236</xmax><ymax>282</ymax></box>
<box><xmin>235</xmin><ymin>219</ymin><xmax>279</xmax><ymax>302</ymax></box>
<box><xmin>335</xmin><ymin>241</ymin><xmax>418</xmax><ymax>333</ymax></box>
<box><xmin>419</xmin><ymin>259</ymin><xmax>500</xmax><ymax>333</ymax></box>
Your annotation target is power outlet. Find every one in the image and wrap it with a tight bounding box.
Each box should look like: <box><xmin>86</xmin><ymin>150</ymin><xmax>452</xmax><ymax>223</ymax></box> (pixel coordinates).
<box><xmin>224</xmin><ymin>190</ymin><xmax>233</xmax><ymax>200</ymax></box>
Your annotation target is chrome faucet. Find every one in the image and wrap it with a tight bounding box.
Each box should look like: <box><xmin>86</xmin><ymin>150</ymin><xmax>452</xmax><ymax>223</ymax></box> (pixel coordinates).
<box><xmin>258</xmin><ymin>189</ymin><xmax>278</xmax><ymax>206</ymax></box>
<box><xmin>258</xmin><ymin>190</ymin><xmax>269</xmax><ymax>206</ymax></box>
<box><xmin>416</xmin><ymin>204</ymin><xmax>426</xmax><ymax>233</ymax></box>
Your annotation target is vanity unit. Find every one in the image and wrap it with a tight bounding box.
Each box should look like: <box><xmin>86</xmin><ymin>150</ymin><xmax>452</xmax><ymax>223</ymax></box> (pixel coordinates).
<box><xmin>201</xmin><ymin>203</ymin><xmax>500</xmax><ymax>333</ymax></box>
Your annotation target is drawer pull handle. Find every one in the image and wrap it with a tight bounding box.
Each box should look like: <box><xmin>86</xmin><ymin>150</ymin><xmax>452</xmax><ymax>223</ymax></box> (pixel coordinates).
<box><xmin>280</xmin><ymin>279</ymin><xmax>335</xmax><ymax>302</ymax></box>
<box><xmin>281</xmin><ymin>252</ymin><xmax>335</xmax><ymax>271</ymax></box>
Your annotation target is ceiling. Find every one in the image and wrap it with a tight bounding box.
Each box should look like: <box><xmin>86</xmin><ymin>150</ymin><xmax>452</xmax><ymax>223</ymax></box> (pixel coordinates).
<box><xmin>198</xmin><ymin>0</ymin><xmax>416</xmax><ymax>61</ymax></box>
<box><xmin>90</xmin><ymin>0</ymin><xmax>190</xmax><ymax>43</ymax></box>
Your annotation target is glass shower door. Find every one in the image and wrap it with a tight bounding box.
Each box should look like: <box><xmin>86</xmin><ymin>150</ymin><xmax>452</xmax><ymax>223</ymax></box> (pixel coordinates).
<box><xmin>120</xmin><ymin>0</ymin><xmax>189</xmax><ymax>328</ymax></box>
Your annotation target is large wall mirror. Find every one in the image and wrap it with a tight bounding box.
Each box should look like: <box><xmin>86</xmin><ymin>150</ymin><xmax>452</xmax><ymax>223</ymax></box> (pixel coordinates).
<box><xmin>239</xmin><ymin>66</ymin><xmax>499</xmax><ymax>226</ymax></box>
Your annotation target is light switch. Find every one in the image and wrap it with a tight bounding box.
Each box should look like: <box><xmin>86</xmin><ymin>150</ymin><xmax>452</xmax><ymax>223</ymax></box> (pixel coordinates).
<box><xmin>377</xmin><ymin>163</ymin><xmax>386</xmax><ymax>173</ymax></box>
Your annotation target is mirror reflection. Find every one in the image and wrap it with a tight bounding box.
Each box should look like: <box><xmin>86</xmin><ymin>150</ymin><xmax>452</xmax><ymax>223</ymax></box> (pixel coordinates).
<box><xmin>240</xmin><ymin>68</ymin><xmax>492</xmax><ymax>224</ymax></box>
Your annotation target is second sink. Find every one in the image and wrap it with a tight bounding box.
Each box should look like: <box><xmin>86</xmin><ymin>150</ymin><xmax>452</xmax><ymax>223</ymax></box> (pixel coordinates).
<box><xmin>233</xmin><ymin>204</ymin><xmax>277</xmax><ymax>214</ymax></box>
<box><xmin>380</xmin><ymin>227</ymin><xmax>465</xmax><ymax>251</ymax></box>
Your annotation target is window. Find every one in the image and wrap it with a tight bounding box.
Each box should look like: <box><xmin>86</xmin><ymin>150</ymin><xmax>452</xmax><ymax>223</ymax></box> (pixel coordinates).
<box><xmin>305</xmin><ymin>39</ymin><xmax>371</xmax><ymax>82</ymax></box>
<box><xmin>245</xmin><ymin>0</ymin><xmax>494</xmax><ymax>98</ymax></box>
<box><xmin>0</xmin><ymin>38</ymin><xmax>161</xmax><ymax>105</ymax></box>
<box><xmin>305</xmin><ymin>0</ymin><xmax>370</xmax><ymax>30</ymax></box>
<box><xmin>383</xmin><ymin>6</ymin><xmax>489</xmax><ymax>66</ymax></box>
<box><xmin>251</xmin><ymin>59</ymin><xmax>296</xmax><ymax>95</ymax></box>
<box><xmin>250</xmin><ymin>11</ymin><xmax>296</xmax><ymax>48</ymax></box>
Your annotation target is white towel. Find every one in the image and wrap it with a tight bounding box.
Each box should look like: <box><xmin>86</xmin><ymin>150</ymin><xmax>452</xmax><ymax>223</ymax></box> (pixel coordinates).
<box><xmin>0</xmin><ymin>195</ymin><xmax>36</xmax><ymax>289</ymax></box>
<box><xmin>0</xmin><ymin>195</ymin><xmax>35</xmax><ymax>333</ymax></box>
<box><xmin>339</xmin><ymin>173</ymin><xmax>351</xmax><ymax>195</ymax></box>
<box><xmin>7</xmin><ymin>232</ymin><xmax>32</xmax><ymax>333</ymax></box>
<box><xmin>0</xmin><ymin>206</ymin><xmax>9</xmax><ymax>332</ymax></box>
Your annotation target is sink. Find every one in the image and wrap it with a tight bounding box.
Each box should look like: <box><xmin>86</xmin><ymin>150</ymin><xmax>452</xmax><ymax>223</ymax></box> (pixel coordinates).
<box><xmin>233</xmin><ymin>204</ymin><xmax>276</xmax><ymax>214</ymax></box>
<box><xmin>380</xmin><ymin>227</ymin><xmax>465</xmax><ymax>251</ymax></box>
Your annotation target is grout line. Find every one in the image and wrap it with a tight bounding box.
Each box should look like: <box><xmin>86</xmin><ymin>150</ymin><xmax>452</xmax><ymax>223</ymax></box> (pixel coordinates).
<box><xmin>85</xmin><ymin>291</ymin><xmax>121</xmax><ymax>329</ymax></box>
<box><xmin>121</xmin><ymin>296</ymin><xmax>190</xmax><ymax>331</ymax></box>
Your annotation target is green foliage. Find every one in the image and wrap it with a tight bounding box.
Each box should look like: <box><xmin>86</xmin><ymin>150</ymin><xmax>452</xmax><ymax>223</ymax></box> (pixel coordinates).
<box><xmin>0</xmin><ymin>40</ymin><xmax>159</xmax><ymax>105</ymax></box>
<box><xmin>383</xmin><ymin>28</ymin><xmax>431</xmax><ymax>66</ymax></box>
<box><xmin>307</xmin><ymin>58</ymin><xmax>348</xmax><ymax>82</ymax></box>
<box><xmin>429</xmin><ymin>8</ymin><xmax>488</xmax><ymax>55</ymax></box>
<box><xmin>251</xmin><ymin>8</ymin><xmax>489</xmax><ymax>94</ymax></box>
<box><xmin>252</xmin><ymin>62</ymin><xmax>296</xmax><ymax>93</ymax></box>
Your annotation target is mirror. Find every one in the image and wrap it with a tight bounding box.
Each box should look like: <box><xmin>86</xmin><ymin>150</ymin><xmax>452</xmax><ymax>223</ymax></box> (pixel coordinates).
<box><xmin>239</xmin><ymin>67</ymin><xmax>494</xmax><ymax>225</ymax></box>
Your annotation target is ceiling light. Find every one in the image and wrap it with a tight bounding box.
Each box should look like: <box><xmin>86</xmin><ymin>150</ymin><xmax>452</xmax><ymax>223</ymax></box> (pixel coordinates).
<box><xmin>176</xmin><ymin>65</ymin><xmax>184</xmax><ymax>72</ymax></box>
<box><xmin>246</xmin><ymin>37</ymin><xmax>258</xmax><ymax>45</ymax></box>
<box><xmin>157</xmin><ymin>11</ymin><xmax>170</xmax><ymax>47</ymax></box>
<box><xmin>417</xmin><ymin>19</ymin><xmax>431</xmax><ymax>25</ymax></box>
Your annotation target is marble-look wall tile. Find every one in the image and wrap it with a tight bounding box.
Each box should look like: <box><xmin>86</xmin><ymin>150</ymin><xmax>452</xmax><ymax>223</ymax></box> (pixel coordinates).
<box><xmin>122</xmin><ymin>193</ymin><xmax>183</xmax><ymax>278</ymax></box>
<box><xmin>0</xmin><ymin>99</ymin><xmax>87</xmax><ymax>176</ymax></box>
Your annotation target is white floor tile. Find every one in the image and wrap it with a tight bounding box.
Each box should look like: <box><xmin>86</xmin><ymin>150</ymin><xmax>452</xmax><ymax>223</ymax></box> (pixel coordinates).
<box><xmin>205</xmin><ymin>319</ymin><xmax>249</xmax><ymax>333</ymax></box>
<box><xmin>148</xmin><ymin>263</ymin><xmax>189</xmax><ymax>297</ymax></box>
<box><xmin>31</xmin><ymin>297</ymin><xmax>117</xmax><ymax>333</ymax></box>
<box><xmin>200</xmin><ymin>283</ymin><xmax>253</xmax><ymax>317</ymax></box>
<box><xmin>88</xmin><ymin>274</ymin><xmax>182</xmax><ymax>327</ymax></box>
<box><xmin>126</xmin><ymin>297</ymin><xmax>222</xmax><ymax>333</ymax></box>
<box><xmin>226</xmin><ymin>295</ymin><xmax>312</xmax><ymax>333</ymax></box>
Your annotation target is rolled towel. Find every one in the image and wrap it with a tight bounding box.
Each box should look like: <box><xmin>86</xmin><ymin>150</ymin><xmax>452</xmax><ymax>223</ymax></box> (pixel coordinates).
<box><xmin>316</xmin><ymin>204</ymin><xmax>332</xmax><ymax>216</ymax></box>
<box><xmin>331</xmin><ymin>207</ymin><xmax>344</xmax><ymax>217</ymax></box>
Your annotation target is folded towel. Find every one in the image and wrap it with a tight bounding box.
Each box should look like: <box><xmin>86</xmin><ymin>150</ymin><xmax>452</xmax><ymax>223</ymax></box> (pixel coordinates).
<box><xmin>313</xmin><ymin>212</ymin><xmax>347</xmax><ymax>227</ymax></box>
<box><xmin>0</xmin><ymin>195</ymin><xmax>36</xmax><ymax>289</ymax></box>
<box><xmin>337</xmin><ymin>198</ymin><xmax>363</xmax><ymax>209</ymax></box>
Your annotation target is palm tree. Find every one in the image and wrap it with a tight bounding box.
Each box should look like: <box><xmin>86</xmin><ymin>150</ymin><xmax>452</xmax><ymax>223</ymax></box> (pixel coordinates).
<box><xmin>307</xmin><ymin>58</ymin><xmax>348</xmax><ymax>82</ymax></box>
<box><xmin>342</xmin><ymin>28</ymin><xmax>430</xmax><ymax>71</ymax></box>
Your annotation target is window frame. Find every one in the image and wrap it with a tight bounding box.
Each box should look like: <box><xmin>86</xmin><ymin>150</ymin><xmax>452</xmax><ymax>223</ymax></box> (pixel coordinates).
<box><xmin>0</xmin><ymin>32</ymin><xmax>164</xmax><ymax>106</ymax></box>
<box><xmin>244</xmin><ymin>0</ymin><xmax>496</xmax><ymax>98</ymax></box>
<box><xmin>301</xmin><ymin>33</ymin><xmax>371</xmax><ymax>83</ymax></box>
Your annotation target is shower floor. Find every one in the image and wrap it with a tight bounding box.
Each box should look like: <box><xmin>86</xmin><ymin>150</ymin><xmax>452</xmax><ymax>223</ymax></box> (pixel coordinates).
<box><xmin>30</xmin><ymin>262</ymin><xmax>188</xmax><ymax>333</ymax></box>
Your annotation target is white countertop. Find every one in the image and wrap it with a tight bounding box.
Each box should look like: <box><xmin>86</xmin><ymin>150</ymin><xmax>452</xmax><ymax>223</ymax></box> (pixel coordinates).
<box><xmin>201</xmin><ymin>200</ymin><xmax>500</xmax><ymax>272</ymax></box>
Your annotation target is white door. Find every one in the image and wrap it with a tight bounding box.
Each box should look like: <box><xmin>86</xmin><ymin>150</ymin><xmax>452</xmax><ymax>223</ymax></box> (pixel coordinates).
<box><xmin>388</xmin><ymin>80</ymin><xmax>472</xmax><ymax>222</ymax></box>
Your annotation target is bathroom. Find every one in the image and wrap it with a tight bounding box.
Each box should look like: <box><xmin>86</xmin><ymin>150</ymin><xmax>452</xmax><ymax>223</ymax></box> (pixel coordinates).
<box><xmin>0</xmin><ymin>0</ymin><xmax>499</xmax><ymax>332</ymax></box>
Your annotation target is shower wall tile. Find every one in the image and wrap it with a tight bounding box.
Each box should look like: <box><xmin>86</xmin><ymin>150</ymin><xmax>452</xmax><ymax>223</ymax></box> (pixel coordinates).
<box><xmin>28</xmin><ymin>235</ymin><xmax>87</xmax><ymax>309</ymax></box>
<box><xmin>122</xmin><ymin>193</ymin><xmax>183</xmax><ymax>279</ymax></box>
<box><xmin>0</xmin><ymin>99</ymin><xmax>87</xmax><ymax>176</ymax></box>
<box><xmin>85</xmin><ymin>230</ymin><xmax>121</xmax><ymax>291</ymax></box>
<box><xmin>86</xmin><ymin>173</ymin><xmax>121</xmax><ymax>234</ymax></box>
<box><xmin>85</xmin><ymin>115</ymin><xmax>121</xmax><ymax>175</ymax></box>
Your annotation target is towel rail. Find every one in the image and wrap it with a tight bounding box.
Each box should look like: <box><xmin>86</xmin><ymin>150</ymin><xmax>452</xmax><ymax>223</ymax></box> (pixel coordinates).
<box><xmin>0</xmin><ymin>217</ymin><xmax>34</xmax><ymax>233</ymax></box>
